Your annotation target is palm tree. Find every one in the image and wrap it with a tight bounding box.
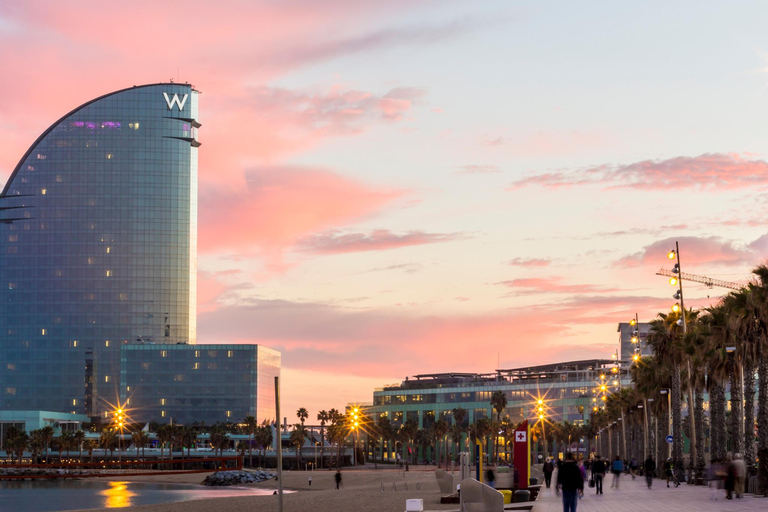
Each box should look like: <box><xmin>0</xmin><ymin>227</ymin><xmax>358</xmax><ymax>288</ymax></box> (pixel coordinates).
<box><xmin>157</xmin><ymin>424</ymin><xmax>173</xmax><ymax>459</ymax></box>
<box><xmin>41</xmin><ymin>425</ymin><xmax>54</xmax><ymax>464</ymax></box>
<box><xmin>290</xmin><ymin>423</ymin><xmax>308</xmax><ymax>469</ymax></box>
<box><xmin>297</xmin><ymin>408</ymin><xmax>309</xmax><ymax>426</ymax></box>
<box><xmin>132</xmin><ymin>431</ymin><xmax>149</xmax><ymax>459</ymax></box>
<box><xmin>490</xmin><ymin>391</ymin><xmax>507</xmax><ymax>464</ymax></box>
<box><xmin>255</xmin><ymin>425</ymin><xmax>273</xmax><ymax>468</ymax></box>
<box><xmin>99</xmin><ymin>429</ymin><xmax>116</xmax><ymax>460</ymax></box>
<box><xmin>317</xmin><ymin>410</ymin><xmax>329</xmax><ymax>469</ymax></box>
<box><xmin>243</xmin><ymin>416</ymin><xmax>258</xmax><ymax>468</ymax></box>
<box><xmin>84</xmin><ymin>439</ymin><xmax>97</xmax><ymax>462</ymax></box>
<box><xmin>750</xmin><ymin>265</ymin><xmax>768</xmax><ymax>494</ymax></box>
<box><xmin>29</xmin><ymin>429</ymin><xmax>46</xmax><ymax>463</ymax></box>
<box><xmin>647</xmin><ymin>311</ymin><xmax>685</xmax><ymax>474</ymax></box>
<box><xmin>59</xmin><ymin>431</ymin><xmax>76</xmax><ymax>462</ymax></box>
<box><xmin>400</xmin><ymin>419</ymin><xmax>418</xmax><ymax>465</ymax></box>
<box><xmin>431</xmin><ymin>419</ymin><xmax>449</xmax><ymax>468</ymax></box>
<box><xmin>73</xmin><ymin>430</ymin><xmax>86</xmax><ymax>462</ymax></box>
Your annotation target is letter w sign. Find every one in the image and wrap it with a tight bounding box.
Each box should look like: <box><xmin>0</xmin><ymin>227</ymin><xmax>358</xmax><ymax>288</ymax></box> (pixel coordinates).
<box><xmin>163</xmin><ymin>92</ymin><xmax>188</xmax><ymax>111</ymax></box>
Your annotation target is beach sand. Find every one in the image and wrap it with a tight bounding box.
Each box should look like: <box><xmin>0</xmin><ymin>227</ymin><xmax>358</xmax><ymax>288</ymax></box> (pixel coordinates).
<box><xmin>66</xmin><ymin>466</ymin><xmax>461</xmax><ymax>512</ymax></box>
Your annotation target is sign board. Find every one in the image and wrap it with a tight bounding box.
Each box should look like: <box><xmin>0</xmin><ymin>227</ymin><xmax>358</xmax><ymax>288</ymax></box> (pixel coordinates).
<box><xmin>666</xmin><ymin>435</ymin><xmax>674</xmax><ymax>444</ymax></box>
<box><xmin>513</xmin><ymin>420</ymin><xmax>530</xmax><ymax>489</ymax></box>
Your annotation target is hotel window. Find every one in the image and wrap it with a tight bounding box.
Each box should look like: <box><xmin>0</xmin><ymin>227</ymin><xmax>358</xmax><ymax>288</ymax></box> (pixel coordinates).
<box><xmin>161</xmin><ymin>350</ymin><xmax>167</xmax><ymax>357</ymax></box>
<box><xmin>195</xmin><ymin>350</ymin><xmax>199</xmax><ymax>357</ymax></box>
<box><xmin>6</xmin><ymin>388</ymin><xmax>16</xmax><ymax>395</ymax></box>
<box><xmin>161</xmin><ymin>410</ymin><xmax>166</xmax><ymax>418</ymax></box>
<box><xmin>6</xmin><ymin>364</ymin><xmax>15</xmax><ymax>371</ymax></box>
<box><xmin>106</xmin><ymin>246</ymin><xmax>111</xmax><ymax>254</ymax></box>
<box><xmin>119</xmin><ymin>293</ymin><xmax>128</xmax><ymax>300</ymax></box>
<box><xmin>72</xmin><ymin>399</ymin><xmax>77</xmax><ymax>406</ymax></box>
<box><xmin>104</xmin><ymin>375</ymin><xmax>110</xmax><ymax>383</ymax></box>
<box><xmin>227</xmin><ymin>350</ymin><xmax>233</xmax><ymax>358</ymax></box>
<box><xmin>161</xmin><ymin>398</ymin><xmax>166</xmax><ymax>405</ymax></box>
<box><xmin>87</xmin><ymin>257</ymin><xmax>95</xmax><ymax>264</ymax></box>
<box><xmin>41</xmin><ymin>188</ymin><xmax>47</xmax><ymax>195</ymax></box>
<box><xmin>105</xmin><ymin>270</ymin><xmax>113</xmax><ymax>277</ymax></box>
<box><xmin>193</xmin><ymin>362</ymin><xmax>200</xmax><ymax>370</ymax></box>
<box><xmin>41</xmin><ymin>328</ymin><xmax>47</xmax><ymax>335</ymax></box>
<box><xmin>226</xmin><ymin>411</ymin><xmax>231</xmax><ymax>418</ymax></box>
<box><xmin>7</xmin><ymin>235</ymin><xmax>17</xmax><ymax>242</ymax></box>
<box><xmin>105</xmin><ymin>340</ymin><xmax>109</xmax><ymax>347</ymax></box>
<box><xmin>106</xmin><ymin>153</ymin><xmax>113</xmax><ymax>159</ymax></box>
<box><xmin>8</xmin><ymin>283</ymin><xmax>16</xmax><ymax>290</ymax></box>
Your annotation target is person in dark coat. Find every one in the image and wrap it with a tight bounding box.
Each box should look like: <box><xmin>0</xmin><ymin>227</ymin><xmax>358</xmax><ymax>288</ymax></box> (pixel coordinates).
<box><xmin>543</xmin><ymin>458</ymin><xmax>554</xmax><ymax>488</ymax></box>
<box><xmin>335</xmin><ymin>470</ymin><xmax>342</xmax><ymax>490</ymax></box>
<box><xmin>643</xmin><ymin>455</ymin><xmax>656</xmax><ymax>488</ymax></box>
<box><xmin>591</xmin><ymin>455</ymin><xmax>606</xmax><ymax>495</ymax></box>
<box><xmin>556</xmin><ymin>452</ymin><xmax>584</xmax><ymax>512</ymax></box>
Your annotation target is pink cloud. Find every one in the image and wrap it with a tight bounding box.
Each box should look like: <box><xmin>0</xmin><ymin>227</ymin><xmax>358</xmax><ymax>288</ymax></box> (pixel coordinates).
<box><xmin>507</xmin><ymin>257</ymin><xmax>551</xmax><ymax>267</ymax></box>
<box><xmin>615</xmin><ymin>235</ymin><xmax>761</xmax><ymax>268</ymax></box>
<box><xmin>495</xmin><ymin>277</ymin><xmax>620</xmax><ymax>295</ymax></box>
<box><xmin>198</xmin><ymin>166</ymin><xmax>403</xmax><ymax>266</ymax></box>
<box><xmin>509</xmin><ymin>153</ymin><xmax>768</xmax><ymax>191</ymax></box>
<box><xmin>454</xmin><ymin>165</ymin><xmax>501</xmax><ymax>175</ymax></box>
<box><xmin>296</xmin><ymin>229</ymin><xmax>468</xmax><ymax>254</ymax></box>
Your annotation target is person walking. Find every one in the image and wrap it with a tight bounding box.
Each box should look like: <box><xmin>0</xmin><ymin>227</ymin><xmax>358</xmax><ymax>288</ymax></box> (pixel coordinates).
<box><xmin>643</xmin><ymin>455</ymin><xmax>656</xmax><ymax>488</ymax></box>
<box><xmin>556</xmin><ymin>452</ymin><xmax>584</xmax><ymax>512</ymax></box>
<box><xmin>732</xmin><ymin>453</ymin><xmax>746</xmax><ymax>498</ymax></box>
<box><xmin>629</xmin><ymin>457</ymin><xmax>638</xmax><ymax>479</ymax></box>
<box><xmin>334</xmin><ymin>470</ymin><xmax>342</xmax><ymax>490</ymax></box>
<box><xmin>543</xmin><ymin>458</ymin><xmax>554</xmax><ymax>488</ymax></box>
<box><xmin>610</xmin><ymin>456</ymin><xmax>623</xmax><ymax>489</ymax></box>
<box><xmin>591</xmin><ymin>455</ymin><xmax>605</xmax><ymax>495</ymax></box>
<box><xmin>486</xmin><ymin>468</ymin><xmax>496</xmax><ymax>489</ymax></box>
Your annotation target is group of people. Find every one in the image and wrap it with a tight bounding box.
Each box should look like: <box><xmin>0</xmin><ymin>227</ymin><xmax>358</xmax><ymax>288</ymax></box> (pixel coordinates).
<box><xmin>708</xmin><ymin>452</ymin><xmax>747</xmax><ymax>500</ymax></box>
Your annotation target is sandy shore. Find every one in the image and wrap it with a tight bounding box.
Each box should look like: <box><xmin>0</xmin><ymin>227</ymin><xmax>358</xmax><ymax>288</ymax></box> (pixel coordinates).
<box><xmin>65</xmin><ymin>466</ymin><xmax>462</xmax><ymax>512</ymax></box>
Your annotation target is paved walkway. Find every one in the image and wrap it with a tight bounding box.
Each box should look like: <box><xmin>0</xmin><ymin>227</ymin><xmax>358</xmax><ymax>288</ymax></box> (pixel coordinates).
<box><xmin>533</xmin><ymin>472</ymin><xmax>764</xmax><ymax>512</ymax></box>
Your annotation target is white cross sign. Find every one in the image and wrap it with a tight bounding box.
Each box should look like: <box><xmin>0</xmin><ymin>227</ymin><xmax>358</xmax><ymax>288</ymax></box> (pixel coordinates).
<box><xmin>515</xmin><ymin>431</ymin><xmax>527</xmax><ymax>442</ymax></box>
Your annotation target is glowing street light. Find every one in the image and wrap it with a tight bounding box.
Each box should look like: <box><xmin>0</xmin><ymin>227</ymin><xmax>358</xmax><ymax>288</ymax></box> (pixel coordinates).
<box><xmin>667</xmin><ymin>250</ymin><xmax>676</xmax><ymax>260</ymax></box>
<box><xmin>671</xmin><ymin>303</ymin><xmax>680</xmax><ymax>313</ymax></box>
<box><xmin>669</xmin><ymin>277</ymin><xmax>678</xmax><ymax>286</ymax></box>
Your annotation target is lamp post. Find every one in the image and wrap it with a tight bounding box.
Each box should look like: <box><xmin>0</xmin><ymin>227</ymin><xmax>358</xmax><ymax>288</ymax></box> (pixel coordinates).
<box><xmin>667</xmin><ymin>243</ymin><xmax>697</xmax><ymax>479</ymax></box>
<box><xmin>660</xmin><ymin>389</ymin><xmax>671</xmax><ymax>459</ymax></box>
<box><xmin>114</xmin><ymin>407</ymin><xmax>125</xmax><ymax>464</ymax></box>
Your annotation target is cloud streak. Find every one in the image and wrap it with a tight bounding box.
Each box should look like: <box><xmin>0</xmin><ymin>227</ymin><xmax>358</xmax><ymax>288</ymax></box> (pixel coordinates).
<box><xmin>509</xmin><ymin>153</ymin><xmax>768</xmax><ymax>191</ymax></box>
<box><xmin>297</xmin><ymin>229</ymin><xmax>468</xmax><ymax>254</ymax></box>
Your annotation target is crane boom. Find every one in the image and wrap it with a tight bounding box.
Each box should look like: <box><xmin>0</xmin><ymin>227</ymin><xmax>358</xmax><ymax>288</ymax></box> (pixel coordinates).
<box><xmin>656</xmin><ymin>268</ymin><xmax>742</xmax><ymax>290</ymax></box>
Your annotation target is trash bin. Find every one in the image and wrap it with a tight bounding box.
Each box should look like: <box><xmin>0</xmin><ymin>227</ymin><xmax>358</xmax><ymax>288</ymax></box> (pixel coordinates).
<box><xmin>514</xmin><ymin>490</ymin><xmax>531</xmax><ymax>502</ymax></box>
<box><xmin>529</xmin><ymin>477</ymin><xmax>538</xmax><ymax>485</ymax></box>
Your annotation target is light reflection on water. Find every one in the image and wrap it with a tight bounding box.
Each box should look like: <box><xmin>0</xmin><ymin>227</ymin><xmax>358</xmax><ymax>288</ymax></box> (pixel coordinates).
<box><xmin>100</xmin><ymin>481</ymin><xmax>135</xmax><ymax>508</ymax></box>
<box><xmin>0</xmin><ymin>480</ymin><xmax>287</xmax><ymax>512</ymax></box>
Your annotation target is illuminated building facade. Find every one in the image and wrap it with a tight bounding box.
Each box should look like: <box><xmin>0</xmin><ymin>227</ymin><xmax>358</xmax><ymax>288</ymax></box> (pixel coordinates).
<box><xmin>0</xmin><ymin>84</ymin><xmax>279</xmax><ymax>424</ymax></box>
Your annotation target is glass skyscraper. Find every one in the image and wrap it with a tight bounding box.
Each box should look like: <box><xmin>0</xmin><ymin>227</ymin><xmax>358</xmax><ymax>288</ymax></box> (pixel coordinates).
<box><xmin>0</xmin><ymin>83</ymin><xmax>200</xmax><ymax>416</ymax></box>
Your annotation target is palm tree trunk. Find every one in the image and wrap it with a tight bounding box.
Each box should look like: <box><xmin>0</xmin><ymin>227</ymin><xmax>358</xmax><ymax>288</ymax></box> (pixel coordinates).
<box><xmin>730</xmin><ymin>365</ymin><xmax>744</xmax><ymax>455</ymax></box>
<box><xmin>671</xmin><ymin>365</ymin><xmax>683</xmax><ymax>473</ymax></box>
<box><xmin>712</xmin><ymin>381</ymin><xmax>728</xmax><ymax>462</ymax></box>
<box><xmin>756</xmin><ymin>355</ymin><xmax>768</xmax><ymax>495</ymax></box>
<box><xmin>744</xmin><ymin>361</ymin><xmax>756</xmax><ymax>472</ymax></box>
<box><xmin>686</xmin><ymin>359</ymin><xmax>698</xmax><ymax>480</ymax></box>
<box><xmin>694</xmin><ymin>388</ymin><xmax>705</xmax><ymax>472</ymax></box>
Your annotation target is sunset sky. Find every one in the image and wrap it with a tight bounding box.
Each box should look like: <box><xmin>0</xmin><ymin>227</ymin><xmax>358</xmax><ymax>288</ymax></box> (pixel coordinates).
<box><xmin>2</xmin><ymin>1</ymin><xmax>768</xmax><ymax>420</ymax></box>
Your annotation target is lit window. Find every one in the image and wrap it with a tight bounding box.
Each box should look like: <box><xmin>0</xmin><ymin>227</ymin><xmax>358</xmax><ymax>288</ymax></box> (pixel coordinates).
<box><xmin>105</xmin><ymin>375</ymin><xmax>110</xmax><ymax>383</ymax></box>
<box><xmin>6</xmin><ymin>364</ymin><xmax>15</xmax><ymax>371</ymax></box>
<box><xmin>56</xmin><ymin>175</ymin><xmax>63</xmax><ymax>183</ymax></box>
<box><xmin>106</xmin><ymin>247</ymin><xmax>111</xmax><ymax>254</ymax></box>
<box><xmin>106</xmin><ymin>270</ymin><xmax>113</xmax><ymax>277</ymax></box>
<box><xmin>72</xmin><ymin>340</ymin><xmax>78</xmax><ymax>347</ymax></box>
<box><xmin>126</xmin><ymin>386</ymin><xmax>130</xmax><ymax>392</ymax></box>
<box><xmin>87</xmin><ymin>257</ymin><xmax>95</xmax><ymax>265</ymax></box>
<box><xmin>106</xmin><ymin>153</ymin><xmax>113</xmax><ymax>160</ymax></box>
<box><xmin>41</xmin><ymin>329</ymin><xmax>47</xmax><ymax>335</ymax></box>
<box><xmin>72</xmin><ymin>399</ymin><xmax>77</xmax><ymax>406</ymax></box>
<box><xmin>8</xmin><ymin>235</ymin><xmax>17</xmax><ymax>242</ymax></box>
<box><xmin>5</xmin><ymin>388</ymin><xmax>16</xmax><ymax>395</ymax></box>
<box><xmin>227</xmin><ymin>350</ymin><xmax>233</xmax><ymax>358</ymax></box>
<box><xmin>8</xmin><ymin>283</ymin><xmax>16</xmax><ymax>290</ymax></box>
<box><xmin>105</xmin><ymin>340</ymin><xmax>110</xmax><ymax>347</ymax></box>
<box><xmin>193</xmin><ymin>362</ymin><xmax>199</xmax><ymax>370</ymax></box>
<box><xmin>161</xmin><ymin>410</ymin><xmax>166</xmax><ymax>418</ymax></box>
<box><xmin>41</xmin><ymin>188</ymin><xmax>47</xmax><ymax>195</ymax></box>
<box><xmin>134</xmin><ymin>122</ymin><xmax>140</xmax><ymax>130</ymax></box>
<box><xmin>126</xmin><ymin>398</ymin><xmax>130</xmax><ymax>405</ymax></box>
<box><xmin>194</xmin><ymin>350</ymin><xmax>199</xmax><ymax>358</ymax></box>
<box><xmin>161</xmin><ymin>350</ymin><xmax>167</xmax><ymax>357</ymax></box>
<box><xmin>226</xmin><ymin>411</ymin><xmax>231</xmax><ymax>418</ymax></box>
<box><xmin>119</xmin><ymin>293</ymin><xmax>128</xmax><ymax>300</ymax></box>
<box><xmin>161</xmin><ymin>398</ymin><xmax>166</xmax><ymax>405</ymax></box>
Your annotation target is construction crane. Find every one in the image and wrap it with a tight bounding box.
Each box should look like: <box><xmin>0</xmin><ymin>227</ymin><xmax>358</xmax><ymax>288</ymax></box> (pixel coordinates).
<box><xmin>656</xmin><ymin>268</ymin><xmax>742</xmax><ymax>290</ymax></box>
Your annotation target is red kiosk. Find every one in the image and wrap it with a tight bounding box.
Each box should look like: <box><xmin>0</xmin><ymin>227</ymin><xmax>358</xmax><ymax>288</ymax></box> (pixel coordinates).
<box><xmin>513</xmin><ymin>420</ymin><xmax>531</xmax><ymax>488</ymax></box>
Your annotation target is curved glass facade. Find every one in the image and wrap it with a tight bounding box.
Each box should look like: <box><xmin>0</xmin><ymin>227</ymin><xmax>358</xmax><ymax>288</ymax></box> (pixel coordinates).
<box><xmin>0</xmin><ymin>83</ymin><xmax>199</xmax><ymax>415</ymax></box>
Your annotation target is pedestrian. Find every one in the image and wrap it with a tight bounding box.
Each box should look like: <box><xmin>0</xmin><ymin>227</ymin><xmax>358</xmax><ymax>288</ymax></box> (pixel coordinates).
<box><xmin>629</xmin><ymin>457</ymin><xmax>638</xmax><ymax>479</ymax></box>
<box><xmin>732</xmin><ymin>453</ymin><xmax>746</xmax><ymax>498</ymax></box>
<box><xmin>335</xmin><ymin>470</ymin><xmax>342</xmax><ymax>490</ymax></box>
<box><xmin>664</xmin><ymin>458</ymin><xmax>673</xmax><ymax>487</ymax></box>
<box><xmin>708</xmin><ymin>461</ymin><xmax>723</xmax><ymax>500</ymax></box>
<box><xmin>543</xmin><ymin>457</ymin><xmax>554</xmax><ymax>489</ymax></box>
<box><xmin>643</xmin><ymin>455</ymin><xmax>655</xmax><ymax>489</ymax></box>
<box><xmin>724</xmin><ymin>453</ymin><xmax>735</xmax><ymax>499</ymax></box>
<box><xmin>556</xmin><ymin>452</ymin><xmax>584</xmax><ymax>512</ymax></box>
<box><xmin>308</xmin><ymin>475</ymin><xmax>312</xmax><ymax>486</ymax></box>
<box><xmin>486</xmin><ymin>468</ymin><xmax>496</xmax><ymax>489</ymax></box>
<box><xmin>610</xmin><ymin>455</ymin><xmax>623</xmax><ymax>489</ymax></box>
<box><xmin>591</xmin><ymin>455</ymin><xmax>605</xmax><ymax>495</ymax></box>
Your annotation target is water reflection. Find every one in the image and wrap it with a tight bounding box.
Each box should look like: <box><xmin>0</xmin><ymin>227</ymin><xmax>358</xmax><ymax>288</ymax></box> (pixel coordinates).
<box><xmin>100</xmin><ymin>481</ymin><xmax>136</xmax><ymax>508</ymax></box>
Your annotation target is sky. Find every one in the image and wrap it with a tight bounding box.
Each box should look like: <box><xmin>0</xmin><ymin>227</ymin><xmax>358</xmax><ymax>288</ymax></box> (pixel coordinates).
<box><xmin>2</xmin><ymin>1</ymin><xmax>768</xmax><ymax>422</ymax></box>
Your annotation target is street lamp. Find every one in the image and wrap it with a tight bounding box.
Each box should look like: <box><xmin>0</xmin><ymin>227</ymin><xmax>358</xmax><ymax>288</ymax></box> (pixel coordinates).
<box><xmin>660</xmin><ymin>389</ymin><xmax>671</xmax><ymax>459</ymax></box>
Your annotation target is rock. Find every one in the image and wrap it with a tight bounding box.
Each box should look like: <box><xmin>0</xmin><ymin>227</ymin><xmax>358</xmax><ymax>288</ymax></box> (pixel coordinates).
<box><xmin>202</xmin><ymin>470</ymin><xmax>275</xmax><ymax>486</ymax></box>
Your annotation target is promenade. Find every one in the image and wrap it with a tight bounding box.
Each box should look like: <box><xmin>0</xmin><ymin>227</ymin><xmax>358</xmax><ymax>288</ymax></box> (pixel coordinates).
<box><xmin>532</xmin><ymin>472</ymin><xmax>763</xmax><ymax>512</ymax></box>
